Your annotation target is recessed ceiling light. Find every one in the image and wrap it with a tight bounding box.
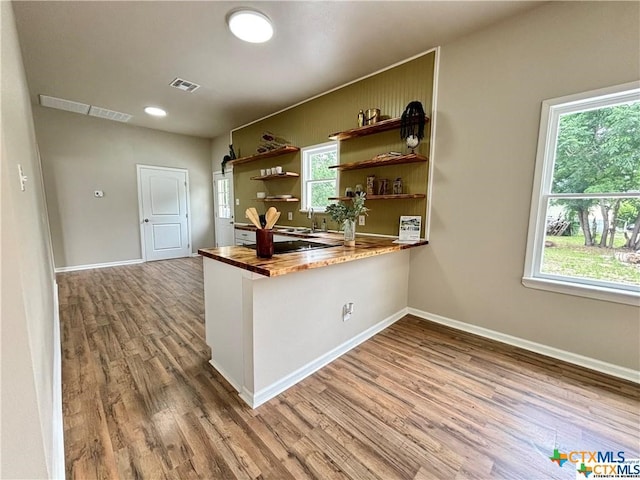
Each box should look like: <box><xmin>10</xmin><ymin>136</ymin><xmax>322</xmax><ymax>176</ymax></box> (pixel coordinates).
<box><xmin>227</xmin><ymin>9</ymin><xmax>273</xmax><ymax>43</ymax></box>
<box><xmin>144</xmin><ymin>106</ymin><xmax>166</xmax><ymax>117</ymax></box>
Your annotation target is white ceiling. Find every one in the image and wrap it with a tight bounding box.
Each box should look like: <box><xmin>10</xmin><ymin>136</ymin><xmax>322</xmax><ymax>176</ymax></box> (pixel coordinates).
<box><xmin>12</xmin><ymin>1</ymin><xmax>541</xmax><ymax>139</ymax></box>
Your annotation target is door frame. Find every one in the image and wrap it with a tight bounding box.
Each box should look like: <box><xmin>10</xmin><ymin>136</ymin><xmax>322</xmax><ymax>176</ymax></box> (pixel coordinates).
<box><xmin>213</xmin><ymin>168</ymin><xmax>235</xmax><ymax>247</ymax></box>
<box><xmin>136</xmin><ymin>164</ymin><xmax>192</xmax><ymax>261</ymax></box>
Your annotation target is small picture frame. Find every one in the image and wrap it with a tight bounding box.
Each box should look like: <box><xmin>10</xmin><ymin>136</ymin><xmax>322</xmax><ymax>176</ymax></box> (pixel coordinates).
<box><xmin>398</xmin><ymin>215</ymin><xmax>421</xmax><ymax>243</ymax></box>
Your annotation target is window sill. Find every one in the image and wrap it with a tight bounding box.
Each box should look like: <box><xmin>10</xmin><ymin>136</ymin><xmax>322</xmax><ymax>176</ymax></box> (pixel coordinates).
<box><xmin>522</xmin><ymin>276</ymin><xmax>640</xmax><ymax>306</ymax></box>
<box><xmin>300</xmin><ymin>209</ymin><xmax>327</xmax><ymax>214</ymax></box>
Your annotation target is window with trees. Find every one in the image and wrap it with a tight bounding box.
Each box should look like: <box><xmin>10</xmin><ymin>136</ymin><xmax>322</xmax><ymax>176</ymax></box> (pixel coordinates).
<box><xmin>301</xmin><ymin>142</ymin><xmax>338</xmax><ymax>212</ymax></box>
<box><xmin>523</xmin><ymin>83</ymin><xmax>640</xmax><ymax>305</ymax></box>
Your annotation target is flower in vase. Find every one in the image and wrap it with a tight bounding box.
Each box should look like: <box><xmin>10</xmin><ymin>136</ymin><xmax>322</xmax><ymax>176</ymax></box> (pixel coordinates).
<box><xmin>325</xmin><ymin>194</ymin><xmax>368</xmax><ymax>229</ymax></box>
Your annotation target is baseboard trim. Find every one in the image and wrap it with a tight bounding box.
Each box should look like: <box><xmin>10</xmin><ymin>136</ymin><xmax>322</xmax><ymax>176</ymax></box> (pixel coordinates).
<box><xmin>239</xmin><ymin>388</ymin><xmax>255</xmax><ymax>408</ymax></box>
<box><xmin>55</xmin><ymin>259</ymin><xmax>144</xmax><ymax>273</ymax></box>
<box><xmin>207</xmin><ymin>359</ymin><xmax>242</xmax><ymax>393</ymax></box>
<box><xmin>51</xmin><ymin>281</ymin><xmax>65</xmax><ymax>479</ymax></box>
<box><xmin>242</xmin><ymin>307</ymin><xmax>409</xmax><ymax>408</ymax></box>
<box><xmin>407</xmin><ymin>307</ymin><xmax>640</xmax><ymax>384</ymax></box>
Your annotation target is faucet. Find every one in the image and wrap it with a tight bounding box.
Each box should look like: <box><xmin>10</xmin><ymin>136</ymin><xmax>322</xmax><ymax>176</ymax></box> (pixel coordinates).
<box><xmin>308</xmin><ymin>207</ymin><xmax>317</xmax><ymax>232</ymax></box>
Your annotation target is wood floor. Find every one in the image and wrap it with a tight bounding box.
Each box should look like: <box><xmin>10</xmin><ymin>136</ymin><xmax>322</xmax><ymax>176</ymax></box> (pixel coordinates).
<box><xmin>58</xmin><ymin>256</ymin><xmax>640</xmax><ymax>479</ymax></box>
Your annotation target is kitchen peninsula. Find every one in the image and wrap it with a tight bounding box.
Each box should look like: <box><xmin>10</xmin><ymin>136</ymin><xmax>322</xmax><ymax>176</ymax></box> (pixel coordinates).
<box><xmin>198</xmin><ymin>232</ymin><xmax>427</xmax><ymax>408</ymax></box>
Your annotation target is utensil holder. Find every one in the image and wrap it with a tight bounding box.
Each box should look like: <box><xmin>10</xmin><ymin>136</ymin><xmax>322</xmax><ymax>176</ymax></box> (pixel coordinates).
<box><xmin>256</xmin><ymin>229</ymin><xmax>274</xmax><ymax>258</ymax></box>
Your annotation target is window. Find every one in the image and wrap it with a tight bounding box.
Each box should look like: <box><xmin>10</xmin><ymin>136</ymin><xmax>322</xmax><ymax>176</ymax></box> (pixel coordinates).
<box><xmin>301</xmin><ymin>141</ymin><xmax>338</xmax><ymax>212</ymax></box>
<box><xmin>216</xmin><ymin>178</ymin><xmax>232</xmax><ymax>219</ymax></box>
<box><xmin>523</xmin><ymin>82</ymin><xmax>640</xmax><ymax>305</ymax></box>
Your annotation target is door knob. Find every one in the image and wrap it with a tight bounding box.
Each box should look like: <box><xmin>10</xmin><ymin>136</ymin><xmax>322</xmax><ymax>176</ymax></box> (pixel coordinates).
<box><xmin>144</xmin><ymin>218</ymin><xmax>149</xmax><ymax>223</ymax></box>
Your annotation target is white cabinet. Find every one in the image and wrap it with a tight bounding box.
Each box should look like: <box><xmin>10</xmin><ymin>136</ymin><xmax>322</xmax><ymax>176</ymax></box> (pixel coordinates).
<box><xmin>235</xmin><ymin>230</ymin><xmax>256</xmax><ymax>245</ymax></box>
<box><xmin>236</xmin><ymin>229</ymin><xmax>302</xmax><ymax>246</ymax></box>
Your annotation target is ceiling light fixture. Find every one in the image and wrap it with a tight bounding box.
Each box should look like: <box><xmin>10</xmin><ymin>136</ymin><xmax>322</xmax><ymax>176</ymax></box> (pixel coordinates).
<box><xmin>144</xmin><ymin>106</ymin><xmax>167</xmax><ymax>117</ymax></box>
<box><xmin>227</xmin><ymin>9</ymin><xmax>273</xmax><ymax>43</ymax></box>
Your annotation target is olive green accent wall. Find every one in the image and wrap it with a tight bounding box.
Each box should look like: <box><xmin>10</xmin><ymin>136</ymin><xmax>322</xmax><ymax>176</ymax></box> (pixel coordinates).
<box><xmin>232</xmin><ymin>52</ymin><xmax>435</xmax><ymax>236</ymax></box>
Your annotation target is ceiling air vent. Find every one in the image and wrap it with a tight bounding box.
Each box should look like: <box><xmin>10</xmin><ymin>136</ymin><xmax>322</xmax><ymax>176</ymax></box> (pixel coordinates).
<box><xmin>39</xmin><ymin>95</ymin><xmax>90</xmax><ymax>114</ymax></box>
<box><xmin>39</xmin><ymin>94</ymin><xmax>132</xmax><ymax>123</ymax></box>
<box><xmin>169</xmin><ymin>77</ymin><xmax>201</xmax><ymax>93</ymax></box>
<box><xmin>88</xmin><ymin>105</ymin><xmax>132</xmax><ymax>123</ymax></box>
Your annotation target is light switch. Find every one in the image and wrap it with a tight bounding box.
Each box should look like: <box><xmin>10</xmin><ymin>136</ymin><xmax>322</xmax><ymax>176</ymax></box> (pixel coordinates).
<box><xmin>342</xmin><ymin>302</ymin><xmax>354</xmax><ymax>322</ymax></box>
<box><xmin>18</xmin><ymin>164</ymin><xmax>27</xmax><ymax>191</ymax></box>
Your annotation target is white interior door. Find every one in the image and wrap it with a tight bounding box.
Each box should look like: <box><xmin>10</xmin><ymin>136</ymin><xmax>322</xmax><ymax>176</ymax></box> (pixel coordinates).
<box><xmin>213</xmin><ymin>170</ymin><xmax>235</xmax><ymax>247</ymax></box>
<box><xmin>137</xmin><ymin>165</ymin><xmax>191</xmax><ymax>261</ymax></box>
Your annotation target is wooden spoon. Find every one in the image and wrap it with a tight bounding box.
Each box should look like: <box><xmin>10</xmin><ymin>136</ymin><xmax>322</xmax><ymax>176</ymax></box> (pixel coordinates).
<box><xmin>245</xmin><ymin>208</ymin><xmax>262</xmax><ymax>229</ymax></box>
<box><xmin>265</xmin><ymin>211</ymin><xmax>281</xmax><ymax>230</ymax></box>
<box><xmin>265</xmin><ymin>207</ymin><xmax>277</xmax><ymax>229</ymax></box>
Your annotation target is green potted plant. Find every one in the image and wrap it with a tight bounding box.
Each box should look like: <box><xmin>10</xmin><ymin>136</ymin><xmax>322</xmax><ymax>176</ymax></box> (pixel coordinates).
<box><xmin>325</xmin><ymin>194</ymin><xmax>369</xmax><ymax>246</ymax></box>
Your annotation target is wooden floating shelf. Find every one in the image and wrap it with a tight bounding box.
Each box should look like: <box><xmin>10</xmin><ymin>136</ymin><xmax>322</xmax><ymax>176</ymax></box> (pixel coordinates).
<box><xmin>256</xmin><ymin>198</ymin><xmax>300</xmax><ymax>202</ymax></box>
<box><xmin>328</xmin><ymin>116</ymin><xmax>429</xmax><ymax>141</ymax></box>
<box><xmin>328</xmin><ymin>194</ymin><xmax>426</xmax><ymax>201</ymax></box>
<box><xmin>250</xmin><ymin>172</ymin><xmax>300</xmax><ymax>180</ymax></box>
<box><xmin>329</xmin><ymin>153</ymin><xmax>428</xmax><ymax>171</ymax></box>
<box><xmin>229</xmin><ymin>145</ymin><xmax>300</xmax><ymax>166</ymax></box>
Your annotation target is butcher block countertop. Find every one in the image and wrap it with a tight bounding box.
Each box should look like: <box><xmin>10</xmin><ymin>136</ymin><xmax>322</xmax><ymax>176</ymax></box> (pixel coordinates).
<box><xmin>198</xmin><ymin>231</ymin><xmax>428</xmax><ymax>277</ymax></box>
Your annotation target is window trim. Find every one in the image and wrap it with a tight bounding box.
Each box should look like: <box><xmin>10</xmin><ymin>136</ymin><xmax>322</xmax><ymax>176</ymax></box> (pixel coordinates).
<box><xmin>523</xmin><ymin>81</ymin><xmax>640</xmax><ymax>306</ymax></box>
<box><xmin>300</xmin><ymin>141</ymin><xmax>339</xmax><ymax>213</ymax></box>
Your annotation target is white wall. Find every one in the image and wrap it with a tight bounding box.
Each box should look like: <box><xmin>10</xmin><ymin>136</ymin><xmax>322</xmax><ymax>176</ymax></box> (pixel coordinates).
<box><xmin>409</xmin><ymin>2</ymin><xmax>640</xmax><ymax>371</ymax></box>
<box><xmin>33</xmin><ymin>108</ymin><xmax>214</xmax><ymax>269</ymax></box>
<box><xmin>211</xmin><ymin>134</ymin><xmax>232</xmax><ymax>173</ymax></box>
<box><xmin>1</xmin><ymin>2</ymin><xmax>61</xmax><ymax>477</ymax></box>
<box><xmin>251</xmin><ymin>251</ymin><xmax>410</xmax><ymax>394</ymax></box>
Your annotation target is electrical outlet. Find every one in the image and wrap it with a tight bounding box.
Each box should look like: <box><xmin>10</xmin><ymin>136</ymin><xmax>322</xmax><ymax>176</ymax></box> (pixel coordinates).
<box><xmin>358</xmin><ymin>215</ymin><xmax>366</xmax><ymax>226</ymax></box>
<box><xmin>235</xmin><ymin>198</ymin><xmax>240</xmax><ymax>206</ymax></box>
<box><xmin>288</xmin><ymin>212</ymin><xmax>293</xmax><ymax>221</ymax></box>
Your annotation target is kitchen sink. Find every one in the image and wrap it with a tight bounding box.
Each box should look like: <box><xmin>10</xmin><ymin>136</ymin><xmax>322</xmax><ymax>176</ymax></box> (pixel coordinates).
<box><xmin>245</xmin><ymin>239</ymin><xmax>339</xmax><ymax>254</ymax></box>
